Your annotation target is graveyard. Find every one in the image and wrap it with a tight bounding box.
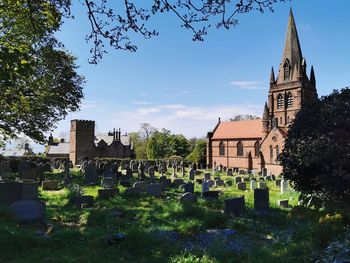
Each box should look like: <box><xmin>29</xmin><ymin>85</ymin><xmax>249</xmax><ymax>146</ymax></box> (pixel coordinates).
<box><xmin>0</xmin><ymin>158</ymin><xmax>346</xmax><ymax>263</ymax></box>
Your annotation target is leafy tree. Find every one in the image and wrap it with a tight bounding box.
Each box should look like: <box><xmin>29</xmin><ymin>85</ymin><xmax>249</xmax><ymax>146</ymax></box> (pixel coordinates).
<box><xmin>169</xmin><ymin>134</ymin><xmax>190</xmax><ymax>158</ymax></box>
<box><xmin>0</xmin><ymin>1</ymin><xmax>84</xmax><ymax>143</ymax></box>
<box><xmin>230</xmin><ymin>114</ymin><xmax>260</xmax><ymax>121</ymax></box>
<box><xmin>146</xmin><ymin>129</ymin><xmax>171</xmax><ymax>159</ymax></box>
<box><xmin>129</xmin><ymin>132</ymin><xmax>148</xmax><ymax>159</ymax></box>
<box><xmin>187</xmin><ymin>139</ymin><xmax>206</xmax><ymax>163</ymax></box>
<box><xmin>139</xmin><ymin>123</ymin><xmax>156</xmax><ymax>142</ymax></box>
<box><xmin>280</xmin><ymin>88</ymin><xmax>350</xmax><ymax>204</ymax></box>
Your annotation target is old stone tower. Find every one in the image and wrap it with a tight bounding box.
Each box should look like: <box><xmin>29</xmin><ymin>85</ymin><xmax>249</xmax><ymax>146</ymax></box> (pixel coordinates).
<box><xmin>69</xmin><ymin>120</ymin><xmax>95</xmax><ymax>165</ymax></box>
<box><xmin>264</xmin><ymin>9</ymin><xmax>317</xmax><ymax>130</ymax></box>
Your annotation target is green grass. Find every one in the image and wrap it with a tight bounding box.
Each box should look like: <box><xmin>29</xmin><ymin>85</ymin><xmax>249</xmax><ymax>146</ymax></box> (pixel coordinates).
<box><xmin>0</xmin><ymin>169</ymin><xmax>344</xmax><ymax>262</ymax></box>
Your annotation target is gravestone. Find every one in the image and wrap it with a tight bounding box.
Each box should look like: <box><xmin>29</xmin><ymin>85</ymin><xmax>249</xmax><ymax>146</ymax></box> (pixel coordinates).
<box><xmin>160</xmin><ymin>178</ymin><xmax>171</xmax><ymax>189</ymax></box>
<box><xmin>124</xmin><ymin>187</ymin><xmax>142</xmax><ymax>196</ymax></box>
<box><xmin>71</xmin><ymin>195</ymin><xmax>94</xmax><ymax>208</ymax></box>
<box><xmin>83</xmin><ymin>163</ymin><xmax>98</xmax><ymax>185</ymax></box>
<box><xmin>277</xmin><ymin>199</ymin><xmax>289</xmax><ymax>208</ymax></box>
<box><xmin>281</xmin><ymin>180</ymin><xmax>289</xmax><ymax>194</ymax></box>
<box><xmin>42</xmin><ymin>180</ymin><xmax>59</xmax><ymax>191</ymax></box>
<box><xmin>254</xmin><ymin>188</ymin><xmax>269</xmax><ymax>211</ymax></box>
<box><xmin>262</xmin><ymin>168</ymin><xmax>267</xmax><ymax>177</ymax></box>
<box><xmin>22</xmin><ymin>167</ymin><xmax>38</xmax><ymax>181</ymax></box>
<box><xmin>224</xmin><ymin>196</ymin><xmax>245</xmax><ymax>216</ymax></box>
<box><xmin>22</xmin><ymin>182</ymin><xmax>39</xmax><ymax>199</ymax></box>
<box><xmin>227</xmin><ymin>169</ymin><xmax>233</xmax><ymax>176</ymax></box>
<box><xmin>215</xmin><ymin>179</ymin><xmax>225</xmax><ymax>187</ymax></box>
<box><xmin>0</xmin><ymin>182</ymin><xmax>23</xmax><ymax>204</ymax></box>
<box><xmin>133</xmin><ymin>181</ymin><xmax>148</xmax><ymax>192</ymax></box>
<box><xmin>235</xmin><ymin>177</ymin><xmax>242</xmax><ymax>184</ymax></box>
<box><xmin>98</xmin><ymin>188</ymin><xmax>118</xmax><ymax>200</ymax></box>
<box><xmin>266</xmin><ymin>175</ymin><xmax>272</xmax><ymax>181</ymax></box>
<box><xmin>179</xmin><ymin>193</ymin><xmax>197</xmax><ymax>205</ymax></box>
<box><xmin>183</xmin><ymin>183</ymin><xmax>194</xmax><ymax>194</ymax></box>
<box><xmin>225</xmin><ymin>180</ymin><xmax>233</xmax><ymax>186</ymax></box>
<box><xmin>275</xmin><ymin>179</ymin><xmax>282</xmax><ymax>188</ymax></box>
<box><xmin>147</xmin><ymin>183</ymin><xmax>162</xmax><ymax>197</ymax></box>
<box><xmin>250</xmin><ymin>180</ymin><xmax>256</xmax><ymax>190</ymax></box>
<box><xmin>202</xmin><ymin>190</ymin><xmax>219</xmax><ymax>200</ymax></box>
<box><xmin>188</xmin><ymin>169</ymin><xmax>195</xmax><ymax>180</ymax></box>
<box><xmin>196</xmin><ymin>179</ymin><xmax>203</xmax><ymax>184</ymax></box>
<box><xmin>148</xmin><ymin>166</ymin><xmax>155</xmax><ymax>181</ymax></box>
<box><xmin>10</xmin><ymin>199</ymin><xmax>45</xmax><ymax>222</ymax></box>
<box><xmin>207</xmin><ymin>180</ymin><xmax>215</xmax><ymax>188</ymax></box>
<box><xmin>243</xmin><ymin>177</ymin><xmax>250</xmax><ymax>182</ymax></box>
<box><xmin>257</xmin><ymin>181</ymin><xmax>267</xmax><ymax>189</ymax></box>
<box><xmin>204</xmin><ymin>173</ymin><xmax>211</xmax><ymax>181</ymax></box>
<box><xmin>101</xmin><ymin>177</ymin><xmax>114</xmax><ymax>189</ymax></box>
<box><xmin>201</xmin><ymin>181</ymin><xmax>209</xmax><ymax>193</ymax></box>
<box><xmin>237</xmin><ymin>182</ymin><xmax>246</xmax><ymax>191</ymax></box>
<box><xmin>173</xmin><ymin>178</ymin><xmax>184</xmax><ymax>186</ymax></box>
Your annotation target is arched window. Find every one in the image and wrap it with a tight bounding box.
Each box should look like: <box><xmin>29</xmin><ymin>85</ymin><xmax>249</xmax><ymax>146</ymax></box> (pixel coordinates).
<box><xmin>287</xmin><ymin>116</ymin><xmax>290</xmax><ymax>124</ymax></box>
<box><xmin>280</xmin><ymin>117</ymin><xmax>283</xmax><ymax>125</ymax></box>
<box><xmin>269</xmin><ymin>145</ymin><xmax>273</xmax><ymax>162</ymax></box>
<box><xmin>287</xmin><ymin>93</ymin><xmax>293</xmax><ymax>108</ymax></box>
<box><xmin>254</xmin><ymin>141</ymin><xmax>260</xmax><ymax>157</ymax></box>
<box><xmin>283</xmin><ymin>59</ymin><xmax>290</xmax><ymax>80</ymax></box>
<box><xmin>277</xmin><ymin>94</ymin><xmax>284</xmax><ymax>109</ymax></box>
<box><xmin>219</xmin><ymin>141</ymin><xmax>225</xmax><ymax>156</ymax></box>
<box><xmin>237</xmin><ymin>141</ymin><xmax>244</xmax><ymax>157</ymax></box>
<box><xmin>276</xmin><ymin>145</ymin><xmax>280</xmax><ymax>159</ymax></box>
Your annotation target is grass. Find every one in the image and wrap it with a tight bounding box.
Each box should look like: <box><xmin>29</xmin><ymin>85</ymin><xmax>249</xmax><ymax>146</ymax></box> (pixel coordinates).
<box><xmin>0</xmin><ymin>168</ymin><xmax>345</xmax><ymax>262</ymax></box>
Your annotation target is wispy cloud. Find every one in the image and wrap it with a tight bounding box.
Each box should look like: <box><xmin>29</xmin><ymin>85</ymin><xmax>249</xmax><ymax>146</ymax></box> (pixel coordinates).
<box><xmin>229</xmin><ymin>80</ymin><xmax>265</xmax><ymax>90</ymax></box>
<box><xmin>131</xmin><ymin>100</ymin><xmax>154</xmax><ymax>105</ymax></box>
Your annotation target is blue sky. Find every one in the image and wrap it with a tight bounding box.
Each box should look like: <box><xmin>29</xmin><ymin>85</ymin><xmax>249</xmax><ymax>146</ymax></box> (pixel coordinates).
<box><xmin>32</xmin><ymin>0</ymin><xmax>350</xmax><ymax>150</ymax></box>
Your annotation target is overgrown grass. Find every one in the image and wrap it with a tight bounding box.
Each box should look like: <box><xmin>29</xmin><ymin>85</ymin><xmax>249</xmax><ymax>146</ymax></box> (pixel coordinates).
<box><xmin>0</xmin><ymin>169</ymin><xmax>346</xmax><ymax>262</ymax></box>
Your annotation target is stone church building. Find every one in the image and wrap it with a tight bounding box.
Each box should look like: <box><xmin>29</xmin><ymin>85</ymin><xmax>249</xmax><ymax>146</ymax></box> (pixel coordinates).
<box><xmin>46</xmin><ymin>120</ymin><xmax>135</xmax><ymax>165</ymax></box>
<box><xmin>206</xmin><ymin>10</ymin><xmax>317</xmax><ymax>175</ymax></box>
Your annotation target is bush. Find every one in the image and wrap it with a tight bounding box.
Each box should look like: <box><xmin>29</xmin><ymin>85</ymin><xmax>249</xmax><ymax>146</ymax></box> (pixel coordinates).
<box><xmin>281</xmin><ymin>88</ymin><xmax>350</xmax><ymax>205</ymax></box>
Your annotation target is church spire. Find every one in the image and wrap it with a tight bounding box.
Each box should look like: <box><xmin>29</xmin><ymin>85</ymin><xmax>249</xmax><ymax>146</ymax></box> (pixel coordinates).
<box><xmin>277</xmin><ymin>8</ymin><xmax>303</xmax><ymax>84</ymax></box>
<box><xmin>270</xmin><ymin>67</ymin><xmax>276</xmax><ymax>84</ymax></box>
<box><xmin>262</xmin><ymin>102</ymin><xmax>270</xmax><ymax>120</ymax></box>
<box><xmin>310</xmin><ymin>65</ymin><xmax>316</xmax><ymax>85</ymax></box>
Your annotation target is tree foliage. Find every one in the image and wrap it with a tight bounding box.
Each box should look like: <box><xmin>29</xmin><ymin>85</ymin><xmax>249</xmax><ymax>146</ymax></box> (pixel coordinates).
<box><xmin>0</xmin><ymin>1</ymin><xmax>84</xmax><ymax>142</ymax></box>
<box><xmin>75</xmin><ymin>0</ymin><xmax>287</xmax><ymax>63</ymax></box>
<box><xmin>187</xmin><ymin>138</ymin><xmax>206</xmax><ymax>163</ymax></box>
<box><xmin>280</xmin><ymin>88</ymin><xmax>350</xmax><ymax>203</ymax></box>
<box><xmin>230</xmin><ymin>114</ymin><xmax>260</xmax><ymax>121</ymax></box>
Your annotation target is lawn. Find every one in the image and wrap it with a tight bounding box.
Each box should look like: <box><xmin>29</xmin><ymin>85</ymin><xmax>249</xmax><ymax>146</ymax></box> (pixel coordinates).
<box><xmin>0</xmin><ymin>168</ymin><xmax>341</xmax><ymax>263</ymax></box>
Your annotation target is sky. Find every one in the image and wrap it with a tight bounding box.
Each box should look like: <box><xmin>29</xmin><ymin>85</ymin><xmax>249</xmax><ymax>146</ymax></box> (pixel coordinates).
<box><xmin>27</xmin><ymin>0</ymin><xmax>350</xmax><ymax>152</ymax></box>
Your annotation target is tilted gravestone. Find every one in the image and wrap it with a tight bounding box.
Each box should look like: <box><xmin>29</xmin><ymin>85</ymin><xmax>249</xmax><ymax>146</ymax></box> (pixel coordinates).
<box><xmin>179</xmin><ymin>193</ymin><xmax>197</xmax><ymax>205</ymax></box>
<box><xmin>237</xmin><ymin>182</ymin><xmax>246</xmax><ymax>191</ymax></box>
<box><xmin>10</xmin><ymin>199</ymin><xmax>45</xmax><ymax>222</ymax></box>
<box><xmin>254</xmin><ymin>188</ymin><xmax>269</xmax><ymax>211</ymax></box>
<box><xmin>224</xmin><ymin>196</ymin><xmax>245</xmax><ymax>216</ymax></box>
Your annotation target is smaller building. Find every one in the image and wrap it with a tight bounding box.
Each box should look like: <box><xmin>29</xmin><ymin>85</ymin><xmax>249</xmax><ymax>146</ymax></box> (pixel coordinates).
<box><xmin>46</xmin><ymin>119</ymin><xmax>135</xmax><ymax>164</ymax></box>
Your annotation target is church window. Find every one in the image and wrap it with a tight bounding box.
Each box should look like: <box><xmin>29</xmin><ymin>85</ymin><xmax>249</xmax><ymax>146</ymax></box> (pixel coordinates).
<box><xmin>276</xmin><ymin>145</ymin><xmax>280</xmax><ymax>160</ymax></box>
<box><xmin>280</xmin><ymin>117</ymin><xmax>283</xmax><ymax>125</ymax></box>
<box><xmin>219</xmin><ymin>141</ymin><xmax>225</xmax><ymax>156</ymax></box>
<box><xmin>283</xmin><ymin>60</ymin><xmax>290</xmax><ymax>80</ymax></box>
<box><xmin>254</xmin><ymin>141</ymin><xmax>260</xmax><ymax>157</ymax></box>
<box><xmin>287</xmin><ymin>93</ymin><xmax>294</xmax><ymax>108</ymax></box>
<box><xmin>237</xmin><ymin>141</ymin><xmax>244</xmax><ymax>157</ymax></box>
<box><xmin>270</xmin><ymin>145</ymin><xmax>273</xmax><ymax>161</ymax></box>
<box><xmin>277</xmin><ymin>94</ymin><xmax>284</xmax><ymax>109</ymax></box>
<box><xmin>287</xmin><ymin>116</ymin><xmax>290</xmax><ymax>123</ymax></box>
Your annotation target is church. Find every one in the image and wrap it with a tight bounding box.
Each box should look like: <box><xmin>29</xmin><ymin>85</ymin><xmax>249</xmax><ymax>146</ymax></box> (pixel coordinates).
<box><xmin>206</xmin><ymin>10</ymin><xmax>318</xmax><ymax>175</ymax></box>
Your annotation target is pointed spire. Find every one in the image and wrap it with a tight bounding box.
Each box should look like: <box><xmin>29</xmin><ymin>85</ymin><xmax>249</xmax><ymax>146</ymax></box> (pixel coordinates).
<box><xmin>310</xmin><ymin>65</ymin><xmax>316</xmax><ymax>85</ymax></box>
<box><xmin>270</xmin><ymin>67</ymin><xmax>276</xmax><ymax>84</ymax></box>
<box><xmin>277</xmin><ymin>8</ymin><xmax>303</xmax><ymax>84</ymax></box>
<box><xmin>262</xmin><ymin>102</ymin><xmax>270</xmax><ymax>120</ymax></box>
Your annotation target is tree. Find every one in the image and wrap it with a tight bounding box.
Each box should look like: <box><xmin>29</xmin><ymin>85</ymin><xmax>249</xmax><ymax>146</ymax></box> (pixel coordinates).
<box><xmin>168</xmin><ymin>134</ymin><xmax>190</xmax><ymax>158</ymax></box>
<box><xmin>0</xmin><ymin>1</ymin><xmax>84</xmax><ymax>143</ymax></box>
<box><xmin>280</xmin><ymin>88</ymin><xmax>350</xmax><ymax>204</ymax></box>
<box><xmin>187</xmin><ymin>138</ymin><xmax>206</xmax><ymax>164</ymax></box>
<box><xmin>230</xmin><ymin>114</ymin><xmax>260</xmax><ymax>121</ymax></box>
<box><xmin>139</xmin><ymin>123</ymin><xmax>156</xmax><ymax>142</ymax></box>
<box><xmin>129</xmin><ymin>132</ymin><xmax>148</xmax><ymax>159</ymax></box>
<box><xmin>146</xmin><ymin>129</ymin><xmax>171</xmax><ymax>159</ymax></box>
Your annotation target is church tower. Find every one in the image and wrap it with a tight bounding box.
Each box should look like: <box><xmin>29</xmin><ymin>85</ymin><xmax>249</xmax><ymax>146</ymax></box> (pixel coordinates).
<box><xmin>267</xmin><ymin>9</ymin><xmax>317</xmax><ymax>129</ymax></box>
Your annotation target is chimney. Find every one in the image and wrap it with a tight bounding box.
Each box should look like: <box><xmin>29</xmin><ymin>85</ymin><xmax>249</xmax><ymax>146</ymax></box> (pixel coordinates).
<box><xmin>24</xmin><ymin>143</ymin><xmax>29</xmax><ymax>151</ymax></box>
<box><xmin>48</xmin><ymin>133</ymin><xmax>53</xmax><ymax>146</ymax></box>
<box><xmin>60</xmin><ymin>138</ymin><xmax>65</xmax><ymax>143</ymax></box>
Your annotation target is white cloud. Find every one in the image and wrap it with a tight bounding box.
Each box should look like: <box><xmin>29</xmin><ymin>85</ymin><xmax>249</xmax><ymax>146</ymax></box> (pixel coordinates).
<box><xmin>229</xmin><ymin>80</ymin><xmax>266</xmax><ymax>90</ymax></box>
<box><xmin>131</xmin><ymin>100</ymin><xmax>154</xmax><ymax>105</ymax></box>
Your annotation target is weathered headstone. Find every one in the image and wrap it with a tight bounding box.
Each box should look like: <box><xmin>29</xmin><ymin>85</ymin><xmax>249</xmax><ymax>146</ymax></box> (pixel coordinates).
<box><xmin>101</xmin><ymin>177</ymin><xmax>114</xmax><ymax>189</ymax></box>
<box><xmin>235</xmin><ymin>177</ymin><xmax>242</xmax><ymax>184</ymax></box>
<box><xmin>179</xmin><ymin>193</ymin><xmax>197</xmax><ymax>205</ymax></box>
<box><xmin>188</xmin><ymin>168</ymin><xmax>195</xmax><ymax>180</ymax></box>
<box><xmin>133</xmin><ymin>181</ymin><xmax>148</xmax><ymax>192</ymax></box>
<box><xmin>98</xmin><ymin>188</ymin><xmax>118</xmax><ymax>200</ymax></box>
<box><xmin>204</xmin><ymin>173</ymin><xmax>211</xmax><ymax>181</ymax></box>
<box><xmin>10</xmin><ymin>199</ymin><xmax>45</xmax><ymax>222</ymax></box>
<box><xmin>237</xmin><ymin>182</ymin><xmax>246</xmax><ymax>191</ymax></box>
<box><xmin>254</xmin><ymin>188</ymin><xmax>269</xmax><ymax>211</ymax></box>
<box><xmin>257</xmin><ymin>181</ymin><xmax>267</xmax><ymax>189</ymax></box>
<box><xmin>277</xmin><ymin>199</ymin><xmax>289</xmax><ymax>208</ymax></box>
<box><xmin>201</xmin><ymin>181</ymin><xmax>209</xmax><ymax>193</ymax></box>
<box><xmin>215</xmin><ymin>179</ymin><xmax>225</xmax><ymax>187</ymax></box>
<box><xmin>227</xmin><ymin>169</ymin><xmax>233</xmax><ymax>176</ymax></box>
<box><xmin>42</xmin><ymin>180</ymin><xmax>59</xmax><ymax>191</ymax></box>
<box><xmin>124</xmin><ymin>187</ymin><xmax>142</xmax><ymax>196</ymax></box>
<box><xmin>83</xmin><ymin>162</ymin><xmax>98</xmax><ymax>185</ymax></box>
<box><xmin>202</xmin><ymin>190</ymin><xmax>219</xmax><ymax>200</ymax></box>
<box><xmin>275</xmin><ymin>179</ymin><xmax>282</xmax><ymax>188</ymax></box>
<box><xmin>281</xmin><ymin>180</ymin><xmax>289</xmax><ymax>194</ymax></box>
<box><xmin>250</xmin><ymin>180</ymin><xmax>256</xmax><ymax>190</ymax></box>
<box><xmin>224</xmin><ymin>196</ymin><xmax>245</xmax><ymax>216</ymax></box>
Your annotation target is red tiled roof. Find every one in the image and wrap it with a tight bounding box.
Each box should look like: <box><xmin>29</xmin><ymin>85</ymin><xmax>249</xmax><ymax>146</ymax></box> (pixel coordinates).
<box><xmin>212</xmin><ymin>119</ymin><xmax>263</xmax><ymax>139</ymax></box>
